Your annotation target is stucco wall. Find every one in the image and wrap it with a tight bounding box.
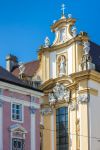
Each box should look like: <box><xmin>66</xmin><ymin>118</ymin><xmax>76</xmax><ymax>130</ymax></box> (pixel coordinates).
<box><xmin>1</xmin><ymin>89</ymin><xmax>40</xmax><ymax>150</ymax></box>
<box><xmin>88</xmin><ymin>80</ymin><xmax>100</xmax><ymax>150</ymax></box>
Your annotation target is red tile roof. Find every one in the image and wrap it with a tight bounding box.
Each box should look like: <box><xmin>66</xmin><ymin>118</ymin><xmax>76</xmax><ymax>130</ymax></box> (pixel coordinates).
<box><xmin>12</xmin><ymin>60</ymin><xmax>40</xmax><ymax>77</ymax></box>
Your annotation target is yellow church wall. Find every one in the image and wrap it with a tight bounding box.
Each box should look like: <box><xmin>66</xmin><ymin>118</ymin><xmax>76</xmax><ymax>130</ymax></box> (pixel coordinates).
<box><xmin>45</xmin><ymin>52</ymin><xmax>50</xmax><ymax>81</ymax></box>
<box><xmin>43</xmin><ymin>114</ymin><xmax>52</xmax><ymax>150</ymax></box>
<box><xmin>79</xmin><ymin>103</ymin><xmax>89</xmax><ymax>150</ymax></box>
<box><xmin>72</xmin><ymin>43</ymin><xmax>76</xmax><ymax>73</ymax></box>
<box><xmin>72</xmin><ymin>42</ymin><xmax>83</xmax><ymax>73</ymax></box>
<box><xmin>39</xmin><ymin>52</ymin><xmax>49</xmax><ymax>82</ymax></box>
<box><xmin>78</xmin><ymin>79</ymin><xmax>89</xmax><ymax>150</ymax></box>
<box><xmin>70</xmin><ymin>109</ymin><xmax>77</xmax><ymax>150</ymax></box>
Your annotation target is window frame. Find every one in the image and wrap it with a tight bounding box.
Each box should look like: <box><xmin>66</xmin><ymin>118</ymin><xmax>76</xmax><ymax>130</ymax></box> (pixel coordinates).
<box><xmin>56</xmin><ymin>107</ymin><xmax>68</xmax><ymax>150</ymax></box>
<box><xmin>11</xmin><ymin>102</ymin><xmax>24</xmax><ymax>123</ymax></box>
<box><xmin>12</xmin><ymin>138</ymin><xmax>25</xmax><ymax>150</ymax></box>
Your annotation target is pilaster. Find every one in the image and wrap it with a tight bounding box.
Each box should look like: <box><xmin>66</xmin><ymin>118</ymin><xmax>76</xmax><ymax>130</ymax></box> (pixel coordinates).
<box><xmin>0</xmin><ymin>100</ymin><xmax>3</xmax><ymax>150</ymax></box>
<box><xmin>30</xmin><ymin>106</ymin><xmax>36</xmax><ymax>150</ymax></box>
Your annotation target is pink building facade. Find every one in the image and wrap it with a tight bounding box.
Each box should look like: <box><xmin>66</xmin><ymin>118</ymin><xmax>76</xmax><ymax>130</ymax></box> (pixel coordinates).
<box><xmin>0</xmin><ymin>66</ymin><xmax>43</xmax><ymax>150</ymax></box>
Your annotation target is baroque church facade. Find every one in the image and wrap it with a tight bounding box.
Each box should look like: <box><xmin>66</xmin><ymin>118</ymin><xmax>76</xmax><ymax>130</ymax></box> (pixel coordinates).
<box><xmin>7</xmin><ymin>5</ymin><xmax>100</xmax><ymax>150</ymax></box>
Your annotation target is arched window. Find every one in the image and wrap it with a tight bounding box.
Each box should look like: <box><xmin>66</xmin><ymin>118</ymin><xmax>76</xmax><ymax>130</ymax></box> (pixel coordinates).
<box><xmin>56</xmin><ymin>107</ymin><xmax>68</xmax><ymax>150</ymax></box>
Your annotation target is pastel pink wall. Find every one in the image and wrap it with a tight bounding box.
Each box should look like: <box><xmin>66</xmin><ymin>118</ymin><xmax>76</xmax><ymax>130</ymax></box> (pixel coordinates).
<box><xmin>3</xmin><ymin>102</ymin><xmax>31</xmax><ymax>150</ymax></box>
<box><xmin>36</xmin><ymin>109</ymin><xmax>40</xmax><ymax>150</ymax></box>
<box><xmin>3</xmin><ymin>89</ymin><xmax>30</xmax><ymax>102</ymax></box>
<box><xmin>2</xmin><ymin>89</ymin><xmax>40</xmax><ymax>150</ymax></box>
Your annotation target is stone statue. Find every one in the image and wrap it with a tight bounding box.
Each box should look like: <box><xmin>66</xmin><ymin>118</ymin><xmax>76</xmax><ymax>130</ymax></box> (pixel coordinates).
<box><xmin>19</xmin><ymin>62</ymin><xmax>25</xmax><ymax>75</ymax></box>
<box><xmin>72</xmin><ymin>26</ymin><xmax>77</xmax><ymax>37</ymax></box>
<box><xmin>44</xmin><ymin>36</ymin><xmax>50</xmax><ymax>47</ymax></box>
<box><xmin>68</xmin><ymin>14</ymin><xmax>72</xmax><ymax>19</ymax></box>
<box><xmin>59</xmin><ymin>56</ymin><xmax>66</xmax><ymax>76</ymax></box>
<box><xmin>83</xmin><ymin>41</ymin><xmax>90</xmax><ymax>54</ymax></box>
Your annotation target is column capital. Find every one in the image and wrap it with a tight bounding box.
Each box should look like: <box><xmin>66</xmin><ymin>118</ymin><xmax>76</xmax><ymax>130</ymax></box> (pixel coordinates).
<box><xmin>77</xmin><ymin>93</ymin><xmax>89</xmax><ymax>104</ymax></box>
<box><xmin>30</xmin><ymin>106</ymin><xmax>36</xmax><ymax>114</ymax></box>
<box><xmin>41</xmin><ymin>108</ymin><xmax>53</xmax><ymax>115</ymax></box>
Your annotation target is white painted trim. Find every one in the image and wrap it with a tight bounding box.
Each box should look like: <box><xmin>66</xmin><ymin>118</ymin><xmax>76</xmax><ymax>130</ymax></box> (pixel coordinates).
<box><xmin>51</xmin><ymin>112</ymin><xmax>54</xmax><ymax>150</ymax></box>
<box><xmin>31</xmin><ymin>113</ymin><xmax>36</xmax><ymax>150</ymax></box>
<box><xmin>11</xmin><ymin>102</ymin><xmax>24</xmax><ymax>123</ymax></box>
<box><xmin>0</xmin><ymin>95</ymin><xmax>40</xmax><ymax>109</ymax></box>
<box><xmin>0</xmin><ymin>104</ymin><xmax>3</xmax><ymax>150</ymax></box>
<box><xmin>0</xmin><ymin>81</ymin><xmax>43</xmax><ymax>98</ymax></box>
<box><xmin>10</xmin><ymin>132</ymin><xmax>12</xmax><ymax>150</ymax></box>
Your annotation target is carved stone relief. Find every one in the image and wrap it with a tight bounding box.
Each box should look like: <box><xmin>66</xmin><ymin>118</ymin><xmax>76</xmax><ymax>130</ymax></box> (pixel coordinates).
<box><xmin>48</xmin><ymin>83</ymin><xmax>70</xmax><ymax>106</ymax></box>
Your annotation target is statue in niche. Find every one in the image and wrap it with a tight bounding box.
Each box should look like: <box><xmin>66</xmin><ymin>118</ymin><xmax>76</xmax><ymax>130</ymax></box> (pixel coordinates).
<box><xmin>59</xmin><ymin>55</ymin><xmax>66</xmax><ymax>76</ymax></box>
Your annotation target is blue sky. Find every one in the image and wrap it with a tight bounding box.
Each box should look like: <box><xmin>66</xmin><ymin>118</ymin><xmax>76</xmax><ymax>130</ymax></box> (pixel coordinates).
<box><xmin>0</xmin><ymin>0</ymin><xmax>100</xmax><ymax>67</ymax></box>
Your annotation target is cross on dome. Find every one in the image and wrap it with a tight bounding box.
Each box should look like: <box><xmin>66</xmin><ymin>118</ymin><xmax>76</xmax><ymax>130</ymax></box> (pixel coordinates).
<box><xmin>61</xmin><ymin>4</ymin><xmax>66</xmax><ymax>16</ymax></box>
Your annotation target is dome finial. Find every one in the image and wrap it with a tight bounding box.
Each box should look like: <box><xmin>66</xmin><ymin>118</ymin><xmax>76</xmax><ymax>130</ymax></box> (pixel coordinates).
<box><xmin>61</xmin><ymin>4</ymin><xmax>66</xmax><ymax>17</ymax></box>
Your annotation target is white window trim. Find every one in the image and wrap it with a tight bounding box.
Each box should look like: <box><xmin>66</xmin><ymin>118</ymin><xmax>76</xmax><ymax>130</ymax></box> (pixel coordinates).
<box><xmin>10</xmin><ymin>132</ymin><xmax>25</xmax><ymax>150</ymax></box>
<box><xmin>11</xmin><ymin>102</ymin><xmax>24</xmax><ymax>123</ymax></box>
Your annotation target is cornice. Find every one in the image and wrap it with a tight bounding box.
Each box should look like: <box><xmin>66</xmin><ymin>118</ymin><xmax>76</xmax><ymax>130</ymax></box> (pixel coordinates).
<box><xmin>40</xmin><ymin>70</ymin><xmax>100</xmax><ymax>94</ymax></box>
<box><xmin>0</xmin><ymin>81</ymin><xmax>43</xmax><ymax>98</ymax></box>
<box><xmin>78</xmin><ymin>88</ymin><xmax>98</xmax><ymax>96</ymax></box>
<box><xmin>70</xmin><ymin>70</ymin><xmax>100</xmax><ymax>83</ymax></box>
<box><xmin>38</xmin><ymin>35</ymin><xmax>88</xmax><ymax>54</ymax></box>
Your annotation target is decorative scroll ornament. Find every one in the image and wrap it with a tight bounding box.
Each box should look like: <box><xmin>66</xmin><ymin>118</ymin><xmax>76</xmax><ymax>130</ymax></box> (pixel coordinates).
<box><xmin>77</xmin><ymin>94</ymin><xmax>89</xmax><ymax>104</ymax></box>
<box><xmin>44</xmin><ymin>36</ymin><xmax>50</xmax><ymax>48</ymax></box>
<box><xmin>49</xmin><ymin>83</ymin><xmax>70</xmax><ymax>106</ymax></box>
<box><xmin>69</xmin><ymin>103</ymin><xmax>77</xmax><ymax>111</ymax></box>
<box><xmin>41</xmin><ymin>108</ymin><xmax>53</xmax><ymax>115</ymax></box>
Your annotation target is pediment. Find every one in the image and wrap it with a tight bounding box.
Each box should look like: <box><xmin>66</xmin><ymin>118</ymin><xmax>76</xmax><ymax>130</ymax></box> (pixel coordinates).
<box><xmin>40</xmin><ymin>76</ymin><xmax>73</xmax><ymax>93</ymax></box>
<box><xmin>9</xmin><ymin>124</ymin><xmax>27</xmax><ymax>133</ymax></box>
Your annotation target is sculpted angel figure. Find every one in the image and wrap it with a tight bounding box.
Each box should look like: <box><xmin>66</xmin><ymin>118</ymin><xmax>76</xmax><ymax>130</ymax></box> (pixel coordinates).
<box><xmin>44</xmin><ymin>36</ymin><xmax>50</xmax><ymax>47</ymax></box>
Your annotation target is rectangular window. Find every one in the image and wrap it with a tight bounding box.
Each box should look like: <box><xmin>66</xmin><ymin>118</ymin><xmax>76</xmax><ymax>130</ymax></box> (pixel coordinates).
<box><xmin>12</xmin><ymin>103</ymin><xmax>22</xmax><ymax>122</ymax></box>
<box><xmin>12</xmin><ymin>138</ymin><xmax>24</xmax><ymax>150</ymax></box>
<box><xmin>56</xmin><ymin>107</ymin><xmax>68</xmax><ymax>150</ymax></box>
